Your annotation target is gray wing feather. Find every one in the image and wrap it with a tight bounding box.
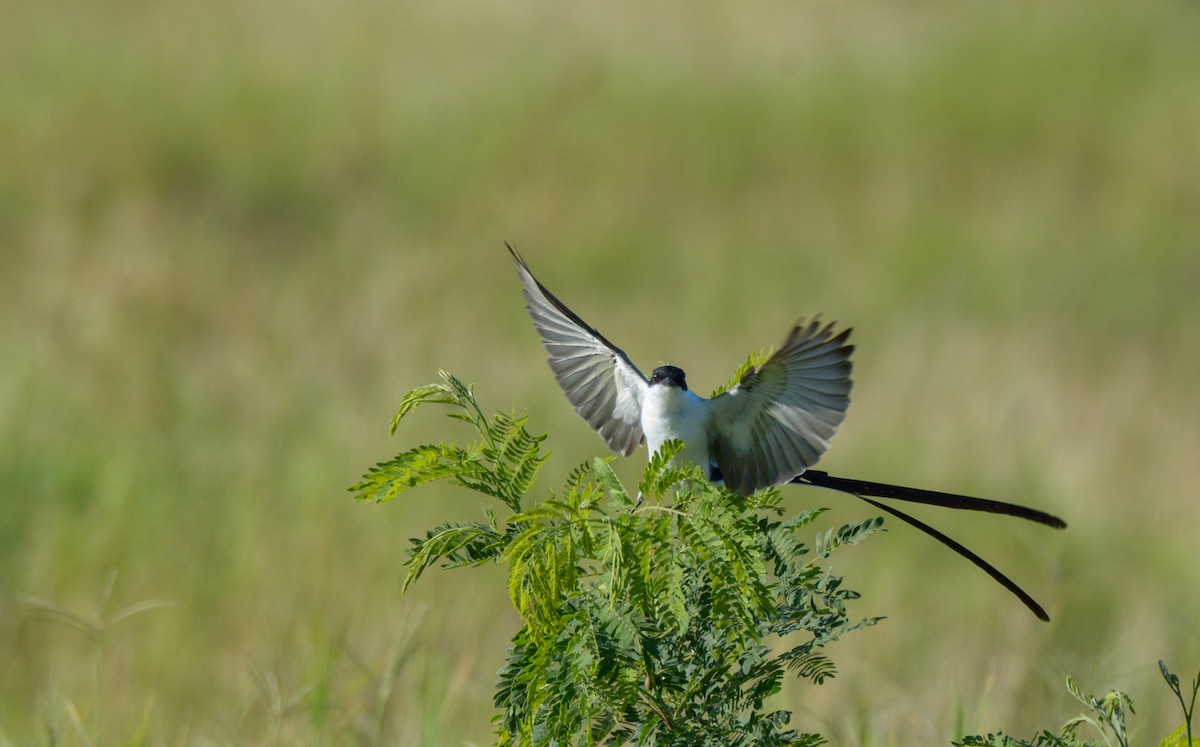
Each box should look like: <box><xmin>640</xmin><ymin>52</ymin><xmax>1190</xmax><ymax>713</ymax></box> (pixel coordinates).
<box><xmin>509</xmin><ymin>247</ymin><xmax>648</xmax><ymax>456</ymax></box>
<box><xmin>708</xmin><ymin>319</ymin><xmax>853</xmax><ymax>495</ymax></box>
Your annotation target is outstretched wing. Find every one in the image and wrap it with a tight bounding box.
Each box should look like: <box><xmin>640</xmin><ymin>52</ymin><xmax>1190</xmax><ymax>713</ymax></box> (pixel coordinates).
<box><xmin>707</xmin><ymin>319</ymin><xmax>853</xmax><ymax>495</ymax></box>
<box><xmin>509</xmin><ymin>245</ymin><xmax>648</xmax><ymax>456</ymax></box>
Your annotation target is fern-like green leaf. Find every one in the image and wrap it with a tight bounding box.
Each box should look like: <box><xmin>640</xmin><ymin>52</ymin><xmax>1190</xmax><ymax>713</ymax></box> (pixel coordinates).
<box><xmin>662</xmin><ymin>535</ymin><xmax>689</xmax><ymax>633</ymax></box>
<box><xmin>709</xmin><ymin>348</ymin><xmax>773</xmax><ymax>398</ymax></box>
<box><xmin>637</xmin><ymin>440</ymin><xmax>690</xmax><ymax>501</ymax></box>
<box><xmin>815</xmin><ymin>516</ymin><xmax>886</xmax><ymax>558</ymax></box>
<box><xmin>404</xmin><ymin>521</ymin><xmax>506</xmax><ymax>591</ymax></box>
<box><xmin>592</xmin><ymin>457</ymin><xmax>632</xmax><ymax>510</ymax></box>
<box><xmin>389</xmin><ymin>383</ymin><xmax>456</xmax><ymax>435</ymax></box>
<box><xmin>349</xmin><ymin>443</ymin><xmax>484</xmax><ymax>503</ymax></box>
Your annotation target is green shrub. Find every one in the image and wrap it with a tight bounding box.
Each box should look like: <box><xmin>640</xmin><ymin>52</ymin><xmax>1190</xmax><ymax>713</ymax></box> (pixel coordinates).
<box><xmin>352</xmin><ymin>372</ymin><xmax>882</xmax><ymax>746</ymax></box>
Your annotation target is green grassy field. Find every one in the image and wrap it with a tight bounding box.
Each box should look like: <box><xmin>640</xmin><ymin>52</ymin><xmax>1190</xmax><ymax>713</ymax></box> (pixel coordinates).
<box><xmin>2</xmin><ymin>0</ymin><xmax>1199</xmax><ymax>743</ymax></box>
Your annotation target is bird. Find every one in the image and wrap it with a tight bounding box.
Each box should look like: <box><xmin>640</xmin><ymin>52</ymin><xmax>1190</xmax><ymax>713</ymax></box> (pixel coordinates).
<box><xmin>507</xmin><ymin>244</ymin><xmax>1066</xmax><ymax>621</ymax></box>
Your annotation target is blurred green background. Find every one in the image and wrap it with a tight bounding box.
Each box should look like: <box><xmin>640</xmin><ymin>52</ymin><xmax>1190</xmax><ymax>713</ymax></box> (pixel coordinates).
<box><xmin>2</xmin><ymin>0</ymin><xmax>1198</xmax><ymax>743</ymax></box>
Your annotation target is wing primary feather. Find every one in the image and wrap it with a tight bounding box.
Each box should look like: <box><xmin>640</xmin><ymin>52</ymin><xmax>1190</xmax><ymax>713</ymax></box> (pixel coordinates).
<box><xmin>708</xmin><ymin>317</ymin><xmax>854</xmax><ymax>496</ymax></box>
<box><xmin>508</xmin><ymin>244</ymin><xmax>628</xmax><ymax>358</ymax></box>
<box><xmin>508</xmin><ymin>244</ymin><xmax>648</xmax><ymax>455</ymax></box>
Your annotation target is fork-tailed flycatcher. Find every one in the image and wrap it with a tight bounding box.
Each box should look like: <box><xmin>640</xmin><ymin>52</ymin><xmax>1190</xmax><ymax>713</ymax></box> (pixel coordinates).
<box><xmin>508</xmin><ymin>244</ymin><xmax>1065</xmax><ymax>621</ymax></box>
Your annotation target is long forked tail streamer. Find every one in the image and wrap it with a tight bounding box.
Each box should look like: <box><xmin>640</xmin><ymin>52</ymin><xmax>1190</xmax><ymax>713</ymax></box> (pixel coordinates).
<box><xmin>858</xmin><ymin>494</ymin><xmax>1049</xmax><ymax>621</ymax></box>
<box><xmin>794</xmin><ymin>471</ymin><xmax>1059</xmax><ymax>621</ymax></box>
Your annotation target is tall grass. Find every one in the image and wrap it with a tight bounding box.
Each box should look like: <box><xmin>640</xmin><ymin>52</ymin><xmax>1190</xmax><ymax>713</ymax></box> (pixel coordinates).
<box><xmin>2</xmin><ymin>0</ymin><xmax>1198</xmax><ymax>743</ymax></box>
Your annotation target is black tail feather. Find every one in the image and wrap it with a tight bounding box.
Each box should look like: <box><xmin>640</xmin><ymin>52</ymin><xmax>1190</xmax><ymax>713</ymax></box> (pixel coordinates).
<box><xmin>855</xmin><ymin>494</ymin><xmax>1050</xmax><ymax>621</ymax></box>
<box><xmin>793</xmin><ymin>470</ymin><xmax>1064</xmax><ymax>622</ymax></box>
